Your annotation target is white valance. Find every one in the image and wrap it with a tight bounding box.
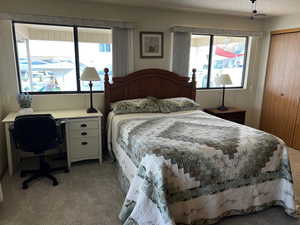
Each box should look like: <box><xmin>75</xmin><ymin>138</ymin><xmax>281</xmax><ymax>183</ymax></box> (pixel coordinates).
<box><xmin>16</xmin><ymin>27</ymin><xmax>112</xmax><ymax>43</ymax></box>
<box><xmin>170</xmin><ymin>26</ymin><xmax>263</xmax><ymax>37</ymax></box>
<box><xmin>0</xmin><ymin>12</ymin><xmax>136</xmax><ymax>29</ymax></box>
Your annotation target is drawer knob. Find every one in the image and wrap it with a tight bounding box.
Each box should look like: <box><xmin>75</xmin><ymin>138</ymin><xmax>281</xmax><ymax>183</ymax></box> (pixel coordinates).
<box><xmin>81</xmin><ymin>132</ymin><xmax>87</xmax><ymax>136</ymax></box>
<box><xmin>81</xmin><ymin>142</ymin><xmax>88</xmax><ymax>145</ymax></box>
<box><xmin>81</xmin><ymin>124</ymin><xmax>87</xmax><ymax>128</ymax></box>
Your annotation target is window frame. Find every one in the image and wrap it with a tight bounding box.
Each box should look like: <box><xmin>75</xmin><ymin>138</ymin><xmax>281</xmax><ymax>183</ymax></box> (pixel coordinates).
<box><xmin>190</xmin><ymin>33</ymin><xmax>249</xmax><ymax>90</ymax></box>
<box><xmin>12</xmin><ymin>21</ymin><xmax>112</xmax><ymax>95</ymax></box>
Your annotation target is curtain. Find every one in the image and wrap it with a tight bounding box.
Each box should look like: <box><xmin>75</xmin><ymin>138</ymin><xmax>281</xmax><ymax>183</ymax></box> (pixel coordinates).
<box><xmin>0</xmin><ymin>183</ymin><xmax>2</xmax><ymax>202</ymax></box>
<box><xmin>112</xmin><ymin>27</ymin><xmax>133</xmax><ymax>77</ymax></box>
<box><xmin>172</xmin><ymin>32</ymin><xmax>191</xmax><ymax>76</ymax></box>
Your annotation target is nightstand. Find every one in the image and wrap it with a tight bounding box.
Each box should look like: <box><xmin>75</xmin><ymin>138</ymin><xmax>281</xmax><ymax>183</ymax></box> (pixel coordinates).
<box><xmin>204</xmin><ymin>107</ymin><xmax>246</xmax><ymax>125</ymax></box>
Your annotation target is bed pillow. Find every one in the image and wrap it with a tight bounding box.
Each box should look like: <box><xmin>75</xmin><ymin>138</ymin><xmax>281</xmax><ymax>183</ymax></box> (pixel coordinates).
<box><xmin>158</xmin><ymin>97</ymin><xmax>200</xmax><ymax>113</ymax></box>
<box><xmin>111</xmin><ymin>98</ymin><xmax>160</xmax><ymax>114</ymax></box>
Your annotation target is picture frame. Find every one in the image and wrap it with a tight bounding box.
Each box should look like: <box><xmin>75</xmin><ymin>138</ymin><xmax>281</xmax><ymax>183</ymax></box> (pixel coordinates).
<box><xmin>140</xmin><ymin>32</ymin><xmax>164</xmax><ymax>58</ymax></box>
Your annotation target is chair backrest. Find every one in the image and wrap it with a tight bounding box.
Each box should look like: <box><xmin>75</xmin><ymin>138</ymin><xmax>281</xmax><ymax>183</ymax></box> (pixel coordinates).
<box><xmin>13</xmin><ymin>114</ymin><xmax>58</xmax><ymax>153</ymax></box>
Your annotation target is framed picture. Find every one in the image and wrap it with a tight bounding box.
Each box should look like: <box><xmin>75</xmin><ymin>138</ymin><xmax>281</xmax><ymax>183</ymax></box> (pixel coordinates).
<box><xmin>140</xmin><ymin>32</ymin><xmax>164</xmax><ymax>58</ymax></box>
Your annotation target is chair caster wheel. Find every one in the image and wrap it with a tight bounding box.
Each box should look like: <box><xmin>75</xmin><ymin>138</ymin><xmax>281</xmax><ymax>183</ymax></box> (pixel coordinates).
<box><xmin>22</xmin><ymin>184</ymin><xmax>28</xmax><ymax>189</ymax></box>
<box><xmin>53</xmin><ymin>180</ymin><xmax>58</xmax><ymax>186</ymax></box>
<box><xmin>64</xmin><ymin>168</ymin><xmax>70</xmax><ymax>173</ymax></box>
<box><xmin>20</xmin><ymin>172</ymin><xmax>26</xmax><ymax>178</ymax></box>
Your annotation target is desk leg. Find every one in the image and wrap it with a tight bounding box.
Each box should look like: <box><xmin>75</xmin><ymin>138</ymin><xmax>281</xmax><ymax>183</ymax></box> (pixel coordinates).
<box><xmin>65</xmin><ymin>122</ymin><xmax>71</xmax><ymax>170</ymax></box>
<box><xmin>5</xmin><ymin>123</ymin><xmax>13</xmax><ymax>176</ymax></box>
<box><xmin>99</xmin><ymin>118</ymin><xmax>102</xmax><ymax>165</ymax></box>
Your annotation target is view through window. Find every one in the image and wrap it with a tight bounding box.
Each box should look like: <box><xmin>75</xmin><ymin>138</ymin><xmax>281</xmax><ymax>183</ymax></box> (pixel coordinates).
<box><xmin>78</xmin><ymin>27</ymin><xmax>112</xmax><ymax>91</ymax></box>
<box><xmin>14</xmin><ymin>23</ymin><xmax>112</xmax><ymax>93</ymax></box>
<box><xmin>189</xmin><ymin>35</ymin><xmax>210</xmax><ymax>88</ymax></box>
<box><xmin>189</xmin><ymin>34</ymin><xmax>248</xmax><ymax>89</ymax></box>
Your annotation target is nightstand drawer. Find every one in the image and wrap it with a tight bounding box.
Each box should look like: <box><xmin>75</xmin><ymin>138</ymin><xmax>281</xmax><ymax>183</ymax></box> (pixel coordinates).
<box><xmin>204</xmin><ymin>107</ymin><xmax>246</xmax><ymax>125</ymax></box>
<box><xmin>70</xmin><ymin>137</ymin><xmax>99</xmax><ymax>157</ymax></box>
<box><xmin>218</xmin><ymin>112</ymin><xmax>246</xmax><ymax>124</ymax></box>
<box><xmin>69</xmin><ymin>120</ymin><xmax>98</xmax><ymax>130</ymax></box>
<box><xmin>70</xmin><ymin>129</ymin><xmax>99</xmax><ymax>138</ymax></box>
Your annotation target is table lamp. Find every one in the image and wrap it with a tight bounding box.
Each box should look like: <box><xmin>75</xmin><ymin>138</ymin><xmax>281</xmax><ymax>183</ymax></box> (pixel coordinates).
<box><xmin>216</xmin><ymin>74</ymin><xmax>232</xmax><ymax>111</ymax></box>
<box><xmin>80</xmin><ymin>67</ymin><xmax>100</xmax><ymax>113</ymax></box>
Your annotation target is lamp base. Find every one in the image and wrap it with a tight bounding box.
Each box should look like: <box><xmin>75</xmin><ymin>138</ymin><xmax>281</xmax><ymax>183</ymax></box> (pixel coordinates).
<box><xmin>86</xmin><ymin>107</ymin><xmax>98</xmax><ymax>113</ymax></box>
<box><xmin>217</xmin><ymin>106</ymin><xmax>229</xmax><ymax>111</ymax></box>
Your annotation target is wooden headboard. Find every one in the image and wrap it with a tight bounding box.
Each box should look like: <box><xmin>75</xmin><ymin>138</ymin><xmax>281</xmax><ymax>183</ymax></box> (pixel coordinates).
<box><xmin>104</xmin><ymin>68</ymin><xmax>196</xmax><ymax>116</ymax></box>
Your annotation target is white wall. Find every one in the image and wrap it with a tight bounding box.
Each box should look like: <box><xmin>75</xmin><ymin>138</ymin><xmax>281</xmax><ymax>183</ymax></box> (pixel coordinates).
<box><xmin>1</xmin><ymin>0</ymin><xmax>264</xmax><ymax>70</ymax></box>
<box><xmin>0</xmin><ymin>0</ymin><xmax>266</xmax><ymax>124</ymax></box>
<box><xmin>0</xmin><ymin>22</ymin><xmax>8</xmax><ymax>177</ymax></box>
<box><xmin>0</xmin><ymin>86</ymin><xmax>4</xmax><ymax>198</ymax></box>
<box><xmin>266</xmin><ymin>14</ymin><xmax>300</xmax><ymax>31</ymax></box>
<box><xmin>0</xmin><ymin>0</ymin><xmax>269</xmax><ymax>175</ymax></box>
<box><xmin>0</xmin><ymin>96</ymin><xmax>6</xmax><ymax>178</ymax></box>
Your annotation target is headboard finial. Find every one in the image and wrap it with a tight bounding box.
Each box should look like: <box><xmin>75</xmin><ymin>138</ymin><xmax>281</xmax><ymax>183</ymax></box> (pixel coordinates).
<box><xmin>104</xmin><ymin>68</ymin><xmax>109</xmax><ymax>83</ymax></box>
<box><xmin>191</xmin><ymin>68</ymin><xmax>196</xmax><ymax>93</ymax></box>
<box><xmin>192</xmin><ymin>68</ymin><xmax>196</xmax><ymax>82</ymax></box>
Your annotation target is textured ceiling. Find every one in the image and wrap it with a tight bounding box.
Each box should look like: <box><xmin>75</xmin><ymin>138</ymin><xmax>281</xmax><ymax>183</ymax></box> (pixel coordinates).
<box><xmin>71</xmin><ymin>0</ymin><xmax>300</xmax><ymax>17</ymax></box>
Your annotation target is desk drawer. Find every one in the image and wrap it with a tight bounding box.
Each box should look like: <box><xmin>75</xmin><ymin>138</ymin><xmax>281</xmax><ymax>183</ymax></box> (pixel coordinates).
<box><xmin>70</xmin><ymin>129</ymin><xmax>99</xmax><ymax>138</ymax></box>
<box><xmin>69</xmin><ymin>120</ymin><xmax>98</xmax><ymax>130</ymax></box>
<box><xmin>70</xmin><ymin>137</ymin><xmax>99</xmax><ymax>157</ymax></box>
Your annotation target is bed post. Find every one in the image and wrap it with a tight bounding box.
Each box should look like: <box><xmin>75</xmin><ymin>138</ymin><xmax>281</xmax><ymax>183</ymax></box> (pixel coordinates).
<box><xmin>103</xmin><ymin>68</ymin><xmax>110</xmax><ymax>158</ymax></box>
<box><xmin>104</xmin><ymin>68</ymin><xmax>110</xmax><ymax>117</ymax></box>
<box><xmin>192</xmin><ymin>68</ymin><xmax>196</xmax><ymax>100</ymax></box>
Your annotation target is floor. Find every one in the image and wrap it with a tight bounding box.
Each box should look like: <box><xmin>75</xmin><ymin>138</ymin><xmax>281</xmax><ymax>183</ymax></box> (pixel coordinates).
<box><xmin>0</xmin><ymin>161</ymin><xmax>124</xmax><ymax>225</ymax></box>
<box><xmin>0</xmin><ymin>150</ymin><xmax>300</xmax><ymax>225</ymax></box>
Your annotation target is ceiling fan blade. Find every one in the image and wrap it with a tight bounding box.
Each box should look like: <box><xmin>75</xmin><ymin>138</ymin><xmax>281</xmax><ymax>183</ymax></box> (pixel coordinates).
<box><xmin>254</xmin><ymin>13</ymin><xmax>267</xmax><ymax>17</ymax></box>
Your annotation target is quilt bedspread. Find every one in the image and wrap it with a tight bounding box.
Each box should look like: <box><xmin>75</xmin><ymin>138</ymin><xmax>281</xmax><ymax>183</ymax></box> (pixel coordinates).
<box><xmin>116</xmin><ymin>111</ymin><xmax>298</xmax><ymax>225</ymax></box>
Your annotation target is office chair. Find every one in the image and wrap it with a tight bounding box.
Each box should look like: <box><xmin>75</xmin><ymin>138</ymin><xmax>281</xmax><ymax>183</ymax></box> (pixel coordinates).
<box><xmin>12</xmin><ymin>114</ymin><xmax>67</xmax><ymax>189</ymax></box>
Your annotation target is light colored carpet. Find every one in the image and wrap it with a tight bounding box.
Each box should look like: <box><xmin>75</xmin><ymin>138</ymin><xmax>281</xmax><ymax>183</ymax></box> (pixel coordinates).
<box><xmin>1</xmin><ymin>149</ymin><xmax>300</xmax><ymax>225</ymax></box>
<box><xmin>0</xmin><ymin>161</ymin><xmax>124</xmax><ymax>225</ymax></box>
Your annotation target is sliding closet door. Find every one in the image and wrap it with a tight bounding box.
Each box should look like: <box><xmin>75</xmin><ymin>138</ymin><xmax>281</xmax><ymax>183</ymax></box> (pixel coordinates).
<box><xmin>293</xmin><ymin>104</ymin><xmax>300</xmax><ymax>149</ymax></box>
<box><xmin>261</xmin><ymin>32</ymin><xmax>300</xmax><ymax>146</ymax></box>
<box><xmin>283</xmin><ymin>33</ymin><xmax>300</xmax><ymax>147</ymax></box>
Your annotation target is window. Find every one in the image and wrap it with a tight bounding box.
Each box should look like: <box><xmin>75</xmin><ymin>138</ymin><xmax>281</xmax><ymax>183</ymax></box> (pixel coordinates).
<box><xmin>189</xmin><ymin>34</ymin><xmax>248</xmax><ymax>89</ymax></box>
<box><xmin>13</xmin><ymin>22</ymin><xmax>112</xmax><ymax>94</ymax></box>
<box><xmin>189</xmin><ymin>35</ymin><xmax>210</xmax><ymax>88</ymax></box>
<box><xmin>78</xmin><ymin>27</ymin><xmax>112</xmax><ymax>91</ymax></box>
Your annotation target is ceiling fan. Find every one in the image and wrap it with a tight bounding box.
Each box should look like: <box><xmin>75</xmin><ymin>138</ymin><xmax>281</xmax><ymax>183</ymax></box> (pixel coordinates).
<box><xmin>249</xmin><ymin>0</ymin><xmax>266</xmax><ymax>20</ymax></box>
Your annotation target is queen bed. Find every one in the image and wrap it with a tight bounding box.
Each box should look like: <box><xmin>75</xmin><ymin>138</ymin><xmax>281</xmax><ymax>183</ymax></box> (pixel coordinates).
<box><xmin>104</xmin><ymin>68</ymin><xmax>298</xmax><ymax>225</ymax></box>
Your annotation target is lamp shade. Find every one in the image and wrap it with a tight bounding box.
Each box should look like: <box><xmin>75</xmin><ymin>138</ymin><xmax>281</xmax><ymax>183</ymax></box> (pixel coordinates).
<box><xmin>216</xmin><ymin>74</ymin><xmax>232</xmax><ymax>86</ymax></box>
<box><xmin>80</xmin><ymin>67</ymin><xmax>100</xmax><ymax>81</ymax></box>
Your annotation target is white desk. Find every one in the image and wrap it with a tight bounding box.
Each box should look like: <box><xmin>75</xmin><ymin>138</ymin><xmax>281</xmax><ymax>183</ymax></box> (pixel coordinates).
<box><xmin>2</xmin><ymin>109</ymin><xmax>103</xmax><ymax>176</ymax></box>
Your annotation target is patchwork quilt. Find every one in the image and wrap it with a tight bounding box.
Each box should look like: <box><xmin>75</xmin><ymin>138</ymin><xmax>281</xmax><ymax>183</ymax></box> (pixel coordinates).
<box><xmin>113</xmin><ymin>111</ymin><xmax>298</xmax><ymax>225</ymax></box>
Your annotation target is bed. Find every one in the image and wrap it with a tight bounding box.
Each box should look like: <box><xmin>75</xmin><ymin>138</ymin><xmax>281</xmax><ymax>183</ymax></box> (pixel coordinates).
<box><xmin>104</xmin><ymin>68</ymin><xmax>299</xmax><ymax>225</ymax></box>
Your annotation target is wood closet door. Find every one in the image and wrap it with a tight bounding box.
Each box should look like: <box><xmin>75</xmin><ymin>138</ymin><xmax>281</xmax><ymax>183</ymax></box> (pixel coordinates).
<box><xmin>261</xmin><ymin>32</ymin><xmax>300</xmax><ymax>146</ymax></box>
<box><xmin>292</xmin><ymin>104</ymin><xmax>300</xmax><ymax>149</ymax></box>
